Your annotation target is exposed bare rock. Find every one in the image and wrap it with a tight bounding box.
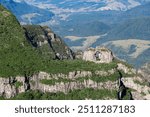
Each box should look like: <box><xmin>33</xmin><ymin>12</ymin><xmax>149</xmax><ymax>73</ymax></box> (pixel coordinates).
<box><xmin>122</xmin><ymin>76</ymin><xmax>150</xmax><ymax>100</ymax></box>
<box><xmin>83</xmin><ymin>47</ymin><xmax>113</xmax><ymax>63</ymax></box>
<box><xmin>83</xmin><ymin>48</ymin><xmax>95</xmax><ymax>62</ymax></box>
<box><xmin>95</xmin><ymin>69</ymin><xmax>116</xmax><ymax>76</ymax></box>
<box><xmin>30</xmin><ymin>71</ymin><xmax>117</xmax><ymax>94</ymax></box>
<box><xmin>0</xmin><ymin>78</ymin><xmax>16</xmax><ymax>98</ymax></box>
<box><xmin>36</xmin><ymin>79</ymin><xmax>117</xmax><ymax>94</ymax></box>
<box><xmin>131</xmin><ymin>92</ymin><xmax>144</xmax><ymax>100</ymax></box>
<box><xmin>138</xmin><ymin>62</ymin><xmax>150</xmax><ymax>82</ymax></box>
<box><xmin>23</xmin><ymin>25</ymin><xmax>75</xmax><ymax>60</ymax></box>
<box><xmin>0</xmin><ymin>70</ymin><xmax>117</xmax><ymax>98</ymax></box>
<box><xmin>117</xmin><ymin>63</ymin><xmax>136</xmax><ymax>74</ymax></box>
<box><xmin>0</xmin><ymin>68</ymin><xmax>149</xmax><ymax>100</ymax></box>
<box><xmin>75</xmin><ymin>50</ymin><xmax>83</xmax><ymax>59</ymax></box>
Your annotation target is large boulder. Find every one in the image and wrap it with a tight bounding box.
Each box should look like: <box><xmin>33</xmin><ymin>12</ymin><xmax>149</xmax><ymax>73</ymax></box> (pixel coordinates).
<box><xmin>83</xmin><ymin>47</ymin><xmax>113</xmax><ymax>63</ymax></box>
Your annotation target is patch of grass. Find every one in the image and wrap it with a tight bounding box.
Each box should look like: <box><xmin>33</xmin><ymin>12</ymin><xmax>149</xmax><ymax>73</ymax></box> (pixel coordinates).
<box><xmin>40</xmin><ymin>71</ymin><xmax>119</xmax><ymax>86</ymax></box>
<box><xmin>0</xmin><ymin>5</ymin><xmax>43</xmax><ymax>78</ymax></box>
<box><xmin>11</xmin><ymin>89</ymin><xmax>117</xmax><ymax>100</ymax></box>
<box><xmin>14</xmin><ymin>81</ymin><xmax>23</xmax><ymax>88</ymax></box>
<box><xmin>40</xmin><ymin>78</ymin><xmax>73</xmax><ymax>86</ymax></box>
<box><xmin>41</xmin><ymin>60</ymin><xmax>118</xmax><ymax>74</ymax></box>
<box><xmin>76</xmin><ymin>71</ymin><xmax>119</xmax><ymax>83</ymax></box>
<box><xmin>0</xmin><ymin>96</ymin><xmax>5</xmax><ymax>100</ymax></box>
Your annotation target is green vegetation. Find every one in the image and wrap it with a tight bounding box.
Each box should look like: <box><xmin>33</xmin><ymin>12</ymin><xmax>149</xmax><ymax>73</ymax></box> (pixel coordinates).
<box><xmin>40</xmin><ymin>60</ymin><xmax>118</xmax><ymax>74</ymax></box>
<box><xmin>0</xmin><ymin>96</ymin><xmax>5</xmax><ymax>100</ymax></box>
<box><xmin>40</xmin><ymin>78</ymin><xmax>72</xmax><ymax>86</ymax></box>
<box><xmin>40</xmin><ymin>71</ymin><xmax>119</xmax><ymax>86</ymax></box>
<box><xmin>11</xmin><ymin>89</ymin><xmax>117</xmax><ymax>100</ymax></box>
<box><xmin>0</xmin><ymin>5</ymin><xmax>42</xmax><ymax>77</ymax></box>
<box><xmin>14</xmin><ymin>81</ymin><xmax>23</xmax><ymax>88</ymax></box>
<box><xmin>23</xmin><ymin>25</ymin><xmax>55</xmax><ymax>60</ymax></box>
<box><xmin>76</xmin><ymin>72</ymin><xmax>119</xmax><ymax>83</ymax></box>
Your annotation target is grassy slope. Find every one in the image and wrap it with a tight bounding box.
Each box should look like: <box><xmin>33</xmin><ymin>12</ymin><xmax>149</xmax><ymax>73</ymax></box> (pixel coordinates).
<box><xmin>0</xmin><ymin>5</ymin><xmax>42</xmax><ymax>77</ymax></box>
<box><xmin>11</xmin><ymin>89</ymin><xmax>117</xmax><ymax>100</ymax></box>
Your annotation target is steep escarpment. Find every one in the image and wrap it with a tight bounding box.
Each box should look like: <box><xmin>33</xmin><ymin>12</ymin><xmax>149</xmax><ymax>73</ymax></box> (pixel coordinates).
<box><xmin>23</xmin><ymin>25</ymin><xmax>74</xmax><ymax>60</ymax></box>
<box><xmin>138</xmin><ymin>62</ymin><xmax>150</xmax><ymax>83</ymax></box>
<box><xmin>0</xmin><ymin>60</ymin><xmax>120</xmax><ymax>99</ymax></box>
<box><xmin>0</xmin><ymin>58</ymin><xmax>146</xmax><ymax>100</ymax></box>
<box><xmin>0</xmin><ymin>70</ymin><xmax>118</xmax><ymax>99</ymax></box>
<box><xmin>0</xmin><ymin>4</ymin><xmax>41</xmax><ymax>77</ymax></box>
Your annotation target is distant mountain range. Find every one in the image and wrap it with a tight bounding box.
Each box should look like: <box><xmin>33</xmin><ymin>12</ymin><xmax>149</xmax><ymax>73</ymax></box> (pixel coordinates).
<box><xmin>13</xmin><ymin>0</ymin><xmax>150</xmax><ymax>11</ymax></box>
<box><xmin>1</xmin><ymin>0</ymin><xmax>150</xmax><ymax>26</ymax></box>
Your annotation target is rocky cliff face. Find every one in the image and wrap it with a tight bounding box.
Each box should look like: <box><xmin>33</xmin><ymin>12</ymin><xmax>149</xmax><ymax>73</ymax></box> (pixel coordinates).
<box><xmin>23</xmin><ymin>25</ymin><xmax>75</xmax><ymax>60</ymax></box>
<box><xmin>30</xmin><ymin>71</ymin><xmax>117</xmax><ymax>93</ymax></box>
<box><xmin>1</xmin><ymin>62</ymin><xmax>149</xmax><ymax>100</ymax></box>
<box><xmin>138</xmin><ymin>62</ymin><xmax>150</xmax><ymax>83</ymax></box>
<box><xmin>0</xmin><ymin>70</ymin><xmax>118</xmax><ymax>99</ymax></box>
<box><xmin>122</xmin><ymin>76</ymin><xmax>150</xmax><ymax>100</ymax></box>
<box><xmin>0</xmin><ymin>76</ymin><xmax>28</xmax><ymax>98</ymax></box>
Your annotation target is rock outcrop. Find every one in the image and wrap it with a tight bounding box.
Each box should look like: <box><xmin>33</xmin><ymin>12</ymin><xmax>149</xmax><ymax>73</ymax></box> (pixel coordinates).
<box><xmin>83</xmin><ymin>47</ymin><xmax>113</xmax><ymax>63</ymax></box>
<box><xmin>23</xmin><ymin>25</ymin><xmax>75</xmax><ymax>60</ymax></box>
<box><xmin>0</xmin><ymin>60</ymin><xmax>149</xmax><ymax>100</ymax></box>
<box><xmin>138</xmin><ymin>62</ymin><xmax>150</xmax><ymax>83</ymax></box>
<box><xmin>122</xmin><ymin>76</ymin><xmax>150</xmax><ymax>100</ymax></box>
<box><xmin>117</xmin><ymin>63</ymin><xmax>136</xmax><ymax>75</ymax></box>
<box><xmin>0</xmin><ymin>70</ymin><xmax>118</xmax><ymax>98</ymax></box>
<box><xmin>0</xmin><ymin>76</ymin><xmax>28</xmax><ymax>98</ymax></box>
